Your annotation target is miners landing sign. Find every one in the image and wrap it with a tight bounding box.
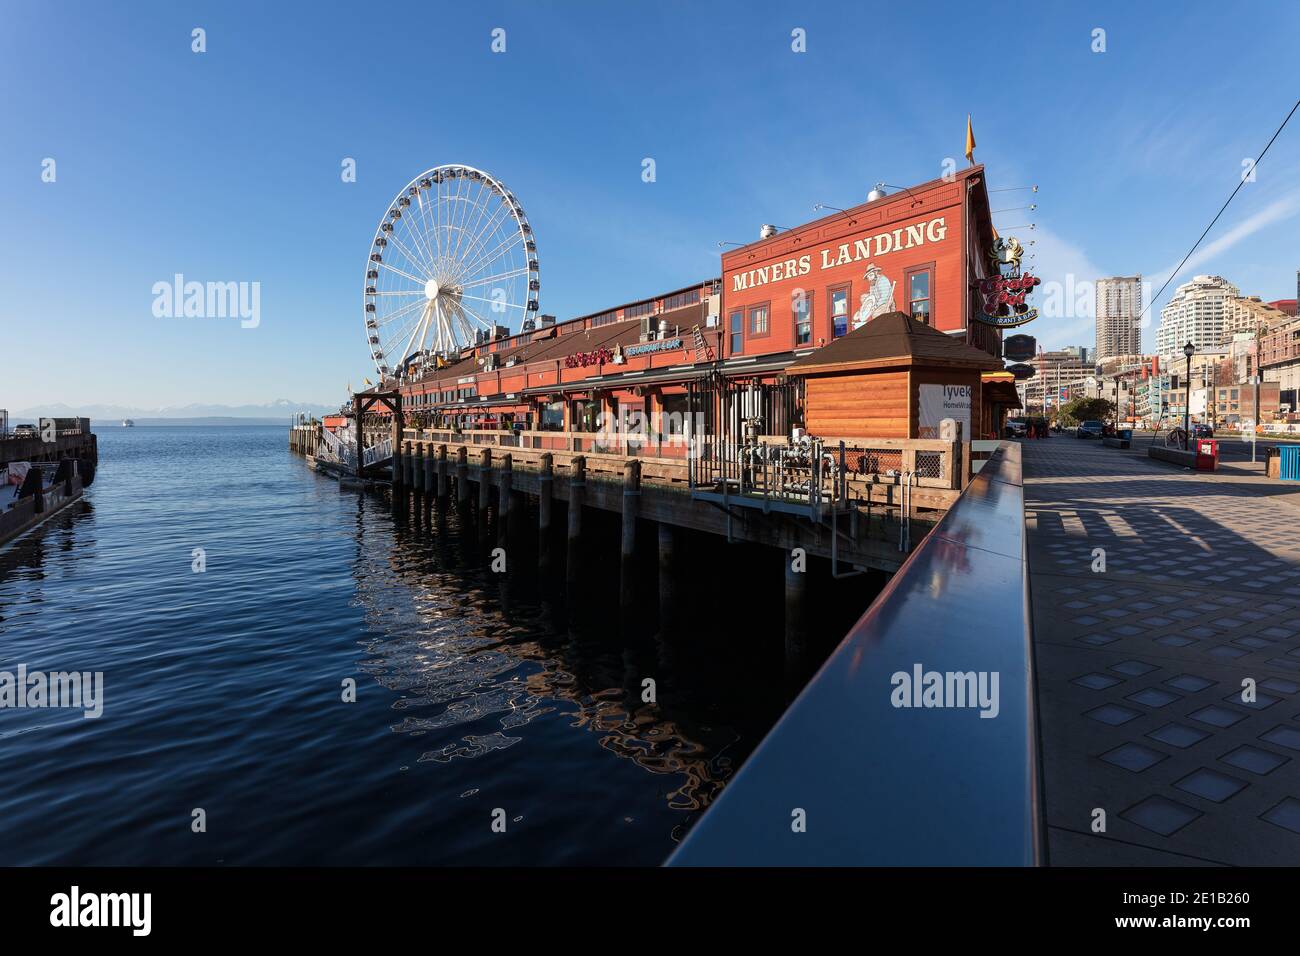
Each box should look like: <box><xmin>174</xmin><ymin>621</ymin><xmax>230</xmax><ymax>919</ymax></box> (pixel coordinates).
<box><xmin>731</xmin><ymin>216</ymin><xmax>949</xmax><ymax>293</ymax></box>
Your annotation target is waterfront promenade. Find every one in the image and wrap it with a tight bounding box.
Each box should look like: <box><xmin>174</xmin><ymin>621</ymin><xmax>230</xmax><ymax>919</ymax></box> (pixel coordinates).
<box><xmin>1025</xmin><ymin>437</ymin><xmax>1300</xmax><ymax>865</ymax></box>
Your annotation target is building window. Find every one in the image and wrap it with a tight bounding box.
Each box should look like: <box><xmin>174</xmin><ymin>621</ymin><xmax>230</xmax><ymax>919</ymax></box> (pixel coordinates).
<box><xmin>907</xmin><ymin>266</ymin><xmax>933</xmax><ymax>324</ymax></box>
<box><xmin>829</xmin><ymin>285</ymin><xmax>850</xmax><ymax>338</ymax></box>
<box><xmin>748</xmin><ymin>303</ymin><xmax>770</xmax><ymax>338</ymax></box>
<box><xmin>540</xmin><ymin>401</ymin><xmax>565</xmax><ymax>431</ymax></box>
<box><xmin>729</xmin><ymin>309</ymin><xmax>743</xmax><ymax>355</ymax></box>
<box><xmin>660</xmin><ymin>393</ymin><xmax>689</xmax><ymax>437</ymax></box>
<box><xmin>663</xmin><ymin>289</ymin><xmax>701</xmax><ymax>311</ymax></box>
<box><xmin>793</xmin><ymin>291</ymin><xmax>813</xmax><ymax>346</ymax></box>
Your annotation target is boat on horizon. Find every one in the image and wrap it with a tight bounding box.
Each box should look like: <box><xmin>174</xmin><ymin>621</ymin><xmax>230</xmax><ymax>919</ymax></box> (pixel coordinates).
<box><xmin>122</xmin><ymin>419</ymin><xmax>135</xmax><ymax>427</ymax></box>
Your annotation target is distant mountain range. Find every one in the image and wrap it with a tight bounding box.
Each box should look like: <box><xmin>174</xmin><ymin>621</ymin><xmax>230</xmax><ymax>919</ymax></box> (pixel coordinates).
<box><xmin>9</xmin><ymin>400</ymin><xmax>340</xmax><ymax>423</ymax></box>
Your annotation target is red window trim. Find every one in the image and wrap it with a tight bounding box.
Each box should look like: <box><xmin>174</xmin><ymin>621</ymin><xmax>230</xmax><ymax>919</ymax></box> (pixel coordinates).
<box><xmin>827</xmin><ymin>282</ymin><xmax>852</xmax><ymax>340</ymax></box>
<box><xmin>748</xmin><ymin>301</ymin><xmax>772</xmax><ymax>339</ymax></box>
<box><xmin>792</xmin><ymin>289</ymin><xmax>815</xmax><ymax>346</ymax></box>
<box><xmin>903</xmin><ymin>261</ymin><xmax>936</xmax><ymax>325</ymax></box>
<box><xmin>727</xmin><ymin>308</ymin><xmax>745</xmax><ymax>356</ymax></box>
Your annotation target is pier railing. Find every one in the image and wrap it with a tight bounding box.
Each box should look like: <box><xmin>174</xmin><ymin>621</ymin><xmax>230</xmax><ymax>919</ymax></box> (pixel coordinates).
<box><xmin>667</xmin><ymin>441</ymin><xmax>1044</xmax><ymax>866</ymax></box>
<box><xmin>405</xmin><ymin>428</ymin><xmax>967</xmax><ymax>491</ymax></box>
<box><xmin>404</xmin><ymin>427</ymin><xmax>692</xmax><ymax>459</ymax></box>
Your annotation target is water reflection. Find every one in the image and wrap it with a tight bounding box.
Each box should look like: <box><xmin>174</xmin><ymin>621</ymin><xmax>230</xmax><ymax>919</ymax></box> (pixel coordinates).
<box><xmin>351</xmin><ymin>487</ymin><xmax>773</xmax><ymax>834</ymax></box>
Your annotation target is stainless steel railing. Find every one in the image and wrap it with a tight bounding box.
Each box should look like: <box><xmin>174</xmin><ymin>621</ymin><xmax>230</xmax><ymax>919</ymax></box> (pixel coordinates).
<box><xmin>668</xmin><ymin>441</ymin><xmax>1043</xmax><ymax>866</ymax></box>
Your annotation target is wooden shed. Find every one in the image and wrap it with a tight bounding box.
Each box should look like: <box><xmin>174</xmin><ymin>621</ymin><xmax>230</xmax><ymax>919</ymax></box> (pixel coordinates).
<box><xmin>786</xmin><ymin>312</ymin><xmax>1004</xmax><ymax>440</ymax></box>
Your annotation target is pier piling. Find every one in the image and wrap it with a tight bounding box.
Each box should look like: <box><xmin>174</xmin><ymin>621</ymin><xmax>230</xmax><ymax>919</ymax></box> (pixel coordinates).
<box><xmin>538</xmin><ymin>453</ymin><xmax>553</xmax><ymax>573</ymax></box>
<box><xmin>436</xmin><ymin>445</ymin><xmax>448</xmax><ymax>501</ymax></box>
<box><xmin>478</xmin><ymin>449</ymin><xmax>493</xmax><ymax>515</ymax></box>
<box><xmin>658</xmin><ymin>523</ymin><xmax>675</xmax><ymax>632</ymax></box>
<box><xmin>412</xmin><ymin>444</ymin><xmax>425</xmax><ymax>495</ymax></box>
<box><xmin>784</xmin><ymin>555</ymin><xmax>809</xmax><ymax>678</ymax></box>
<box><xmin>620</xmin><ymin>460</ymin><xmax>641</xmax><ymax>612</ymax></box>
<box><xmin>498</xmin><ymin>454</ymin><xmax>513</xmax><ymax>546</ymax></box>
<box><xmin>455</xmin><ymin>447</ymin><xmax>469</xmax><ymax>505</ymax></box>
<box><xmin>566</xmin><ymin>456</ymin><xmax>586</xmax><ymax>594</ymax></box>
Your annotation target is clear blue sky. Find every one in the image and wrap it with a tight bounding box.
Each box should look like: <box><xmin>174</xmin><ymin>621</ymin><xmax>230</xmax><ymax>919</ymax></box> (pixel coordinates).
<box><xmin>3</xmin><ymin>0</ymin><xmax>1298</xmax><ymax>410</ymax></box>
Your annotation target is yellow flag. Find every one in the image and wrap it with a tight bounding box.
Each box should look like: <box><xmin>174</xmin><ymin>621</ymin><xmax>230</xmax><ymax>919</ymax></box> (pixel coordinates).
<box><xmin>363</xmin><ymin>377</ymin><xmax>373</xmax><ymax>387</ymax></box>
<box><xmin>965</xmin><ymin>115</ymin><xmax>976</xmax><ymax>165</ymax></box>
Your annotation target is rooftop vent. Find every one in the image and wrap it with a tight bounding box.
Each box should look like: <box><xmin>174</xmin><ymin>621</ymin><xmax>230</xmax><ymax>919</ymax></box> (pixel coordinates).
<box><xmin>759</xmin><ymin>224</ymin><xmax>778</xmax><ymax>240</ymax></box>
<box><xmin>867</xmin><ymin>183</ymin><xmax>888</xmax><ymax>202</ymax></box>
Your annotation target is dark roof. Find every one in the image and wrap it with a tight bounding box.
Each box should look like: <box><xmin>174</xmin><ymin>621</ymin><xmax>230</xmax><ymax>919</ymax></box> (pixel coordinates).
<box><xmin>786</xmin><ymin>312</ymin><xmax>1002</xmax><ymax>374</ymax></box>
<box><xmin>397</xmin><ymin>301</ymin><xmax>707</xmax><ymax>392</ymax></box>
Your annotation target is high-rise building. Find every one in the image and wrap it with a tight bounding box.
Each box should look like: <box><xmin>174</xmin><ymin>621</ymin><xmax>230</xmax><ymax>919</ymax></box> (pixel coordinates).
<box><xmin>1095</xmin><ymin>276</ymin><xmax>1143</xmax><ymax>361</ymax></box>
<box><xmin>1155</xmin><ymin>275</ymin><xmax>1240</xmax><ymax>358</ymax></box>
<box><xmin>1220</xmin><ymin>295</ymin><xmax>1291</xmax><ymax>345</ymax></box>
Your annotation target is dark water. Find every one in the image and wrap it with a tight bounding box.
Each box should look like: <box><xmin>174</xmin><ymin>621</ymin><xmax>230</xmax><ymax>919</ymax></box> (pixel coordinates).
<box><xmin>0</xmin><ymin>426</ymin><xmax>876</xmax><ymax>865</ymax></box>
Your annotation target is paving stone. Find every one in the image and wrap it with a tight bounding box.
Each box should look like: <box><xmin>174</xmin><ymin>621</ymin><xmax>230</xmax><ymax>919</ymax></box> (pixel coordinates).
<box><xmin>1099</xmin><ymin>742</ymin><xmax>1167</xmax><ymax>772</ymax></box>
<box><xmin>1189</xmin><ymin>705</ymin><xmax>1248</xmax><ymax>728</ymax></box>
<box><xmin>1165</xmin><ymin>674</ymin><xmax>1215</xmax><ymax>693</ymax></box>
<box><xmin>1232</xmin><ymin>637</ymin><xmax>1275</xmax><ymax>649</ymax></box>
<box><xmin>1110</xmin><ymin>660</ymin><xmax>1159</xmax><ymax>677</ymax></box>
<box><xmin>1260</xmin><ymin>725</ymin><xmax>1300</xmax><ymax>751</ymax></box>
<box><xmin>1173</xmin><ymin>768</ymin><xmax>1249</xmax><ymax>803</ymax></box>
<box><xmin>1077</xmin><ymin>633</ymin><xmax>1120</xmax><ymax>646</ymax></box>
<box><xmin>1223</xmin><ymin>691</ymin><xmax>1280</xmax><ymax>710</ymax></box>
<box><xmin>1260</xmin><ymin>678</ymin><xmax>1300</xmax><ymax>695</ymax></box>
<box><xmin>1072</xmin><ymin>673</ymin><xmax>1123</xmax><ymax>690</ymax></box>
<box><xmin>1121</xmin><ymin>795</ymin><xmax>1203</xmax><ymax>836</ymax></box>
<box><xmin>1126</xmin><ymin>687</ymin><xmax>1182</xmax><ymax>708</ymax></box>
<box><xmin>1147</xmin><ymin>723</ymin><xmax>1210</xmax><ymax>749</ymax></box>
<box><xmin>1084</xmin><ymin>704</ymin><xmax>1143</xmax><ymax>726</ymax></box>
<box><xmin>1024</xmin><ymin>441</ymin><xmax>1300</xmax><ymax>865</ymax></box>
<box><xmin>1220</xmin><ymin>745</ymin><xmax>1289</xmax><ymax>776</ymax></box>
<box><xmin>1261</xmin><ymin>798</ymin><xmax>1300</xmax><ymax>835</ymax></box>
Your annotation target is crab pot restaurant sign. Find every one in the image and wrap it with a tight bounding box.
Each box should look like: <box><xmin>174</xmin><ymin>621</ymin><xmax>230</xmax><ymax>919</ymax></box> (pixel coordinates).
<box><xmin>918</xmin><ymin>384</ymin><xmax>972</xmax><ymax>439</ymax></box>
<box><xmin>975</xmin><ymin>237</ymin><xmax>1040</xmax><ymax>328</ymax></box>
<box><xmin>565</xmin><ymin>346</ymin><xmax>615</xmax><ymax>369</ymax></box>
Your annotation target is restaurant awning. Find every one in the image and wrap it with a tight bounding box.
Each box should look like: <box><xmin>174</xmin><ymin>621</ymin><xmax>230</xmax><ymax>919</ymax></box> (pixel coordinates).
<box><xmin>522</xmin><ymin>365</ymin><xmax>708</xmax><ymax>395</ymax></box>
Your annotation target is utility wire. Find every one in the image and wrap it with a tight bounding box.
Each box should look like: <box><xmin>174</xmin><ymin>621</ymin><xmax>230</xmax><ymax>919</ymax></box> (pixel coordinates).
<box><xmin>1140</xmin><ymin>97</ymin><xmax>1300</xmax><ymax>324</ymax></box>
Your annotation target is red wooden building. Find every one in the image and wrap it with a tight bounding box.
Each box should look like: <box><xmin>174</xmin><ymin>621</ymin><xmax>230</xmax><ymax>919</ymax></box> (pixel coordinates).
<box><xmin>351</xmin><ymin>164</ymin><xmax>1019</xmax><ymax>444</ymax></box>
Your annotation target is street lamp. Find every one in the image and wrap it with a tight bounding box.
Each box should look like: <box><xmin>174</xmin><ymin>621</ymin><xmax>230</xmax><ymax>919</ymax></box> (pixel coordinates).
<box><xmin>1183</xmin><ymin>341</ymin><xmax>1195</xmax><ymax>446</ymax></box>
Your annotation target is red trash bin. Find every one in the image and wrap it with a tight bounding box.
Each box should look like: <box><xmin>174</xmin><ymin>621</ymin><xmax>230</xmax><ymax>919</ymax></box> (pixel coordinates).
<box><xmin>1195</xmin><ymin>438</ymin><xmax>1218</xmax><ymax>470</ymax></box>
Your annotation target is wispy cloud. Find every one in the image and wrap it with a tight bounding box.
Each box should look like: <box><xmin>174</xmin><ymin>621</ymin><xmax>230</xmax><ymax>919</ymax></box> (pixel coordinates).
<box><xmin>1024</xmin><ymin>225</ymin><xmax>1107</xmax><ymax>349</ymax></box>
<box><xmin>1148</xmin><ymin>183</ymin><xmax>1300</xmax><ymax>293</ymax></box>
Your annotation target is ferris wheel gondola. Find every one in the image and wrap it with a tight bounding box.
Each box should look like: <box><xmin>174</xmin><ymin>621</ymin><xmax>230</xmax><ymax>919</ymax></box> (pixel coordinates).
<box><xmin>363</xmin><ymin>165</ymin><xmax>539</xmax><ymax>379</ymax></box>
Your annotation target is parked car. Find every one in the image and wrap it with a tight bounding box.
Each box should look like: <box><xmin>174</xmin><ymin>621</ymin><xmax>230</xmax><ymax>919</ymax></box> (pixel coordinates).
<box><xmin>1191</xmin><ymin>423</ymin><xmax>1214</xmax><ymax>439</ymax></box>
<box><xmin>1005</xmin><ymin>419</ymin><xmax>1028</xmax><ymax>439</ymax></box>
<box><xmin>1075</xmin><ymin>420</ymin><xmax>1104</xmax><ymax>439</ymax></box>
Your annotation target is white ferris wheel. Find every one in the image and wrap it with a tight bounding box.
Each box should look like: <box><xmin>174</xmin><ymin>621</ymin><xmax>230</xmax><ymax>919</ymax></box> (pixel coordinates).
<box><xmin>363</xmin><ymin>165</ymin><xmax>539</xmax><ymax>379</ymax></box>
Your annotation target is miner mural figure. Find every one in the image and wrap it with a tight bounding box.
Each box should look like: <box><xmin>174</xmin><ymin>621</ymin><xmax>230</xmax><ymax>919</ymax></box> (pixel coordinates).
<box><xmin>852</xmin><ymin>263</ymin><xmax>896</xmax><ymax>329</ymax></box>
